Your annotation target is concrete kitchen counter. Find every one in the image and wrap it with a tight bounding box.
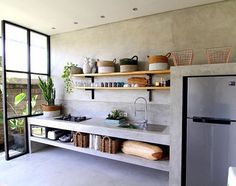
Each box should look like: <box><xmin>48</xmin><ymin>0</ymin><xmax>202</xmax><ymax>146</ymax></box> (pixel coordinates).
<box><xmin>28</xmin><ymin>116</ymin><xmax>170</xmax><ymax>172</ymax></box>
<box><xmin>28</xmin><ymin>116</ymin><xmax>170</xmax><ymax>145</ymax></box>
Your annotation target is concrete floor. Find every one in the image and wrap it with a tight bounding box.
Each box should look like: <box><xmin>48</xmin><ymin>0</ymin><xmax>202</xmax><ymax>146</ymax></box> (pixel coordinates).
<box><xmin>0</xmin><ymin>147</ymin><xmax>168</xmax><ymax>186</ymax></box>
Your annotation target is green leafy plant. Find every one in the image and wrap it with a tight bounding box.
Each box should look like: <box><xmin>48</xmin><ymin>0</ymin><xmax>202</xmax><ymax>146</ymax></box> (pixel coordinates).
<box><xmin>9</xmin><ymin>93</ymin><xmax>38</xmax><ymax>134</ymax></box>
<box><xmin>61</xmin><ymin>62</ymin><xmax>77</xmax><ymax>93</ymax></box>
<box><xmin>38</xmin><ymin>77</ymin><xmax>55</xmax><ymax>105</ymax></box>
<box><xmin>106</xmin><ymin>109</ymin><xmax>125</xmax><ymax>120</ymax></box>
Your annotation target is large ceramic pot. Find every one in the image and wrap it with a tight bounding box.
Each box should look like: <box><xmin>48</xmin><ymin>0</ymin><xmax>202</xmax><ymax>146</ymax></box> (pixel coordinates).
<box><xmin>41</xmin><ymin>104</ymin><xmax>61</xmax><ymax>118</ymax></box>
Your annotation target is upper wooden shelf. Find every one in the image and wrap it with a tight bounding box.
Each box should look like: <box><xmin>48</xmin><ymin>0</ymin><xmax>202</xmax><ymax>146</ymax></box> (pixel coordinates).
<box><xmin>75</xmin><ymin>86</ymin><xmax>170</xmax><ymax>90</ymax></box>
<box><xmin>72</xmin><ymin>70</ymin><xmax>170</xmax><ymax>77</ymax></box>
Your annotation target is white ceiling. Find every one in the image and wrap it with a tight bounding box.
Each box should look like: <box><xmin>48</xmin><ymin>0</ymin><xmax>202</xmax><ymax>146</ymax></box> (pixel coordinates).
<box><xmin>0</xmin><ymin>0</ymin><xmax>223</xmax><ymax>36</ymax></box>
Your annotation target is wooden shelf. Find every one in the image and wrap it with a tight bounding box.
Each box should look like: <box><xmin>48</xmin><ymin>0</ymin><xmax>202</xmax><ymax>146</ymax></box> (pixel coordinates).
<box><xmin>75</xmin><ymin>86</ymin><xmax>170</xmax><ymax>90</ymax></box>
<box><xmin>72</xmin><ymin>70</ymin><xmax>170</xmax><ymax>77</ymax></box>
<box><xmin>30</xmin><ymin>136</ymin><xmax>170</xmax><ymax>172</ymax></box>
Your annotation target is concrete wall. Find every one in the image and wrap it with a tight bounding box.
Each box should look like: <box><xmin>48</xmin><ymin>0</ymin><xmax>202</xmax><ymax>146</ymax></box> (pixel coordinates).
<box><xmin>51</xmin><ymin>0</ymin><xmax>236</xmax><ymax>124</ymax></box>
<box><xmin>49</xmin><ymin>1</ymin><xmax>236</xmax><ymax>186</ymax></box>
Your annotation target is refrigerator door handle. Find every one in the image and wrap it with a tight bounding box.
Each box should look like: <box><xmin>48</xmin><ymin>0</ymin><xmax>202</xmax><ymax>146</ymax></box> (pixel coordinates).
<box><xmin>189</xmin><ymin>116</ymin><xmax>236</xmax><ymax>125</ymax></box>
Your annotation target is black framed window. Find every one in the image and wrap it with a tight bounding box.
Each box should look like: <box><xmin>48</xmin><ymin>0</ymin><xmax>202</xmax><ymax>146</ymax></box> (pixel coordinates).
<box><xmin>1</xmin><ymin>20</ymin><xmax>50</xmax><ymax>160</ymax></box>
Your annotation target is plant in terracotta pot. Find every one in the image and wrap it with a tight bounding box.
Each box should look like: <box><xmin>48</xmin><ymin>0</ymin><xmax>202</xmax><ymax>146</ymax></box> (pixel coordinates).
<box><xmin>38</xmin><ymin>77</ymin><xmax>61</xmax><ymax>117</ymax></box>
<box><xmin>62</xmin><ymin>62</ymin><xmax>82</xmax><ymax>93</ymax></box>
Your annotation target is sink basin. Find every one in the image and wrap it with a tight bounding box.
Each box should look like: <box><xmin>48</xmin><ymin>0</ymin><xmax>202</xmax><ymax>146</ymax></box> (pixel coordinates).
<box><xmin>118</xmin><ymin>123</ymin><xmax>167</xmax><ymax>132</ymax></box>
<box><xmin>145</xmin><ymin>124</ymin><xmax>167</xmax><ymax>132</ymax></box>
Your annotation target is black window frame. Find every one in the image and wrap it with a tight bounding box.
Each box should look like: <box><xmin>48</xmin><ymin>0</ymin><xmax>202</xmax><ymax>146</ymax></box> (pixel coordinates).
<box><xmin>1</xmin><ymin>20</ymin><xmax>51</xmax><ymax>160</ymax></box>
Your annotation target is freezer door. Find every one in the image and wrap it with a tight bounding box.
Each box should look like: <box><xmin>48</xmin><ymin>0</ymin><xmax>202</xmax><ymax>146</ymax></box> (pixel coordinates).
<box><xmin>187</xmin><ymin>76</ymin><xmax>236</xmax><ymax>119</ymax></box>
<box><xmin>186</xmin><ymin>119</ymin><xmax>236</xmax><ymax>186</ymax></box>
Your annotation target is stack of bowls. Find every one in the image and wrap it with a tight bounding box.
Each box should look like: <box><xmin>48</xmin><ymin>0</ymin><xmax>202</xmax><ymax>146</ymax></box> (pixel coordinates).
<box><xmin>97</xmin><ymin>59</ymin><xmax>116</xmax><ymax>73</ymax></box>
<box><xmin>119</xmin><ymin>56</ymin><xmax>138</xmax><ymax>72</ymax></box>
<box><xmin>147</xmin><ymin>53</ymin><xmax>170</xmax><ymax>70</ymax></box>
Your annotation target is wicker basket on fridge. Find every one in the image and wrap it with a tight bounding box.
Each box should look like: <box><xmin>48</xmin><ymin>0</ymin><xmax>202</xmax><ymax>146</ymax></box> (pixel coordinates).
<box><xmin>172</xmin><ymin>49</ymin><xmax>193</xmax><ymax>66</ymax></box>
<box><xmin>101</xmin><ymin>136</ymin><xmax>121</xmax><ymax>154</ymax></box>
<box><xmin>73</xmin><ymin>132</ymin><xmax>89</xmax><ymax>148</ymax></box>
<box><xmin>206</xmin><ymin>47</ymin><xmax>231</xmax><ymax>64</ymax></box>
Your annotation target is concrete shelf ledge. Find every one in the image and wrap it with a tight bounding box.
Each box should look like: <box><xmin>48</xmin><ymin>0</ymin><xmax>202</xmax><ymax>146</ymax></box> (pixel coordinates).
<box><xmin>30</xmin><ymin>136</ymin><xmax>170</xmax><ymax>172</ymax></box>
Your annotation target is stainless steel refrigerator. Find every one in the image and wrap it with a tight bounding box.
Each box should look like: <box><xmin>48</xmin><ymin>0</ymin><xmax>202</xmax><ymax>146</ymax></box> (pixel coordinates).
<box><xmin>184</xmin><ymin>76</ymin><xmax>236</xmax><ymax>186</ymax></box>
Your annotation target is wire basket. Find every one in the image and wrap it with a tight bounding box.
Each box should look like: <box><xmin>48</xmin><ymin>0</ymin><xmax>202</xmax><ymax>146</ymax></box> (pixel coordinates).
<box><xmin>206</xmin><ymin>47</ymin><xmax>231</xmax><ymax>64</ymax></box>
<box><xmin>172</xmin><ymin>49</ymin><xmax>193</xmax><ymax>66</ymax></box>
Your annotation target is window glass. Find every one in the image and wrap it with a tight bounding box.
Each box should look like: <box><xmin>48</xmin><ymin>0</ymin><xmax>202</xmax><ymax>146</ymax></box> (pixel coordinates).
<box><xmin>6</xmin><ymin>72</ymin><xmax>28</xmax><ymax>118</ymax></box>
<box><xmin>31</xmin><ymin>75</ymin><xmax>48</xmax><ymax>114</ymax></box>
<box><xmin>30</xmin><ymin>32</ymin><xmax>48</xmax><ymax>73</ymax></box>
<box><xmin>5</xmin><ymin>24</ymin><xmax>27</xmax><ymax>71</ymax></box>
<box><xmin>8</xmin><ymin>118</ymin><xmax>26</xmax><ymax>156</ymax></box>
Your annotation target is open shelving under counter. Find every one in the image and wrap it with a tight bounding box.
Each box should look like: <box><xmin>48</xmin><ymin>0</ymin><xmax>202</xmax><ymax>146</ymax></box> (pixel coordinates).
<box><xmin>28</xmin><ymin>116</ymin><xmax>170</xmax><ymax>172</ymax></box>
<box><xmin>29</xmin><ymin>136</ymin><xmax>169</xmax><ymax>171</ymax></box>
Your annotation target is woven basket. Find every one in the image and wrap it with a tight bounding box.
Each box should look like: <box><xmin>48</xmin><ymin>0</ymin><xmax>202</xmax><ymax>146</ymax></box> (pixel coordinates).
<box><xmin>73</xmin><ymin>132</ymin><xmax>89</xmax><ymax>148</ymax></box>
<box><xmin>101</xmin><ymin>136</ymin><xmax>121</xmax><ymax>154</ymax></box>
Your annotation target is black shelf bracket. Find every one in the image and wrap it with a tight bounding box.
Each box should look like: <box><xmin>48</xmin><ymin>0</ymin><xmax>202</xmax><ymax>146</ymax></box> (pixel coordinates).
<box><xmin>85</xmin><ymin>89</ymin><xmax>95</xmax><ymax>99</ymax></box>
<box><xmin>85</xmin><ymin>76</ymin><xmax>94</xmax><ymax>83</ymax></box>
<box><xmin>147</xmin><ymin>74</ymin><xmax>152</xmax><ymax>86</ymax></box>
<box><xmin>85</xmin><ymin>76</ymin><xmax>95</xmax><ymax>99</ymax></box>
<box><xmin>147</xmin><ymin>74</ymin><xmax>153</xmax><ymax>102</ymax></box>
<box><xmin>147</xmin><ymin>89</ymin><xmax>152</xmax><ymax>102</ymax></box>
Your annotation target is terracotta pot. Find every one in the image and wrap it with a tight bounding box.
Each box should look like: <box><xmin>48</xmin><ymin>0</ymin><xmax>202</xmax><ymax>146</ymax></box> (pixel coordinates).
<box><xmin>41</xmin><ymin>104</ymin><xmax>61</xmax><ymax>117</ymax></box>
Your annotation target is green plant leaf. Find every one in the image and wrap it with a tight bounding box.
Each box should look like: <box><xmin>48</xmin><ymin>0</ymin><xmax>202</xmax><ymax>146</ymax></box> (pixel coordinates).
<box><xmin>14</xmin><ymin>93</ymin><xmax>26</xmax><ymax>106</ymax></box>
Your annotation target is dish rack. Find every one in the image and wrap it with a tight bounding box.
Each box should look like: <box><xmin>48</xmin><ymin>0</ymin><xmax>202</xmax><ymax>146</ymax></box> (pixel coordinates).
<box><xmin>206</xmin><ymin>47</ymin><xmax>231</xmax><ymax>64</ymax></box>
<box><xmin>172</xmin><ymin>49</ymin><xmax>193</xmax><ymax>66</ymax></box>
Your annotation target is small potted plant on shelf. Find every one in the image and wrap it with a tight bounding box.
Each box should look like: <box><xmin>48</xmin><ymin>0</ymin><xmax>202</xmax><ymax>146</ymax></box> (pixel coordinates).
<box><xmin>105</xmin><ymin>109</ymin><xmax>126</xmax><ymax>125</ymax></box>
<box><xmin>62</xmin><ymin>62</ymin><xmax>82</xmax><ymax>93</ymax></box>
<box><xmin>38</xmin><ymin>77</ymin><xmax>61</xmax><ymax>117</ymax></box>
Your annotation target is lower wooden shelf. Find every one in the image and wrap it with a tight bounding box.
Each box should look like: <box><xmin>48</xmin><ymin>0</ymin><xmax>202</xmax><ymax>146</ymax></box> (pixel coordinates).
<box><xmin>30</xmin><ymin>136</ymin><xmax>170</xmax><ymax>172</ymax></box>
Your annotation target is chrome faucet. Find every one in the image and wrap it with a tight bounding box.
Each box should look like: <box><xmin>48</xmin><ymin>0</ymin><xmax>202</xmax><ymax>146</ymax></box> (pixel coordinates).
<box><xmin>134</xmin><ymin>97</ymin><xmax>148</xmax><ymax>130</ymax></box>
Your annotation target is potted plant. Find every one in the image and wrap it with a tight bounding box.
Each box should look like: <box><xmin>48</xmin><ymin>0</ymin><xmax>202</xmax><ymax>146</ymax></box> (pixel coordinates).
<box><xmin>105</xmin><ymin>109</ymin><xmax>126</xmax><ymax>125</ymax></box>
<box><xmin>38</xmin><ymin>77</ymin><xmax>61</xmax><ymax>117</ymax></box>
<box><xmin>62</xmin><ymin>62</ymin><xmax>82</xmax><ymax>93</ymax></box>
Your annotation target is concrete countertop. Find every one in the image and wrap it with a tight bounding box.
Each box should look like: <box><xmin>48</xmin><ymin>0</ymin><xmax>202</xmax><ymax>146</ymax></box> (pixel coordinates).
<box><xmin>28</xmin><ymin>116</ymin><xmax>170</xmax><ymax>145</ymax></box>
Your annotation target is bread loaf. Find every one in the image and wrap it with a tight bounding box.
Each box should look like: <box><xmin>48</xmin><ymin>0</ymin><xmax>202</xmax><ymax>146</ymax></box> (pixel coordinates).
<box><xmin>128</xmin><ymin>77</ymin><xmax>148</xmax><ymax>87</ymax></box>
<box><xmin>122</xmin><ymin>140</ymin><xmax>163</xmax><ymax>160</ymax></box>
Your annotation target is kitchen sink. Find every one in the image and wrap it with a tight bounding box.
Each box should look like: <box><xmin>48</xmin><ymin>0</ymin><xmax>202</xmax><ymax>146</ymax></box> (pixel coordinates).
<box><xmin>118</xmin><ymin>123</ymin><xmax>167</xmax><ymax>132</ymax></box>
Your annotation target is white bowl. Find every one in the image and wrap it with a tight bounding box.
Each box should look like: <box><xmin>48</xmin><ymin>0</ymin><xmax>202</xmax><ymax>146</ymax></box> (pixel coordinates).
<box><xmin>149</xmin><ymin>63</ymin><xmax>168</xmax><ymax>70</ymax></box>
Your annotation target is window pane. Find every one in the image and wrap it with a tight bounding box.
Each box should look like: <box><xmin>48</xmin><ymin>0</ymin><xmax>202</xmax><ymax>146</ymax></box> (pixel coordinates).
<box><xmin>6</xmin><ymin>72</ymin><xmax>28</xmax><ymax>118</ymax></box>
<box><xmin>8</xmin><ymin>118</ymin><xmax>26</xmax><ymax>157</ymax></box>
<box><xmin>5</xmin><ymin>24</ymin><xmax>27</xmax><ymax>71</ymax></box>
<box><xmin>31</xmin><ymin>75</ymin><xmax>47</xmax><ymax>114</ymax></box>
<box><xmin>30</xmin><ymin>32</ymin><xmax>48</xmax><ymax>74</ymax></box>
